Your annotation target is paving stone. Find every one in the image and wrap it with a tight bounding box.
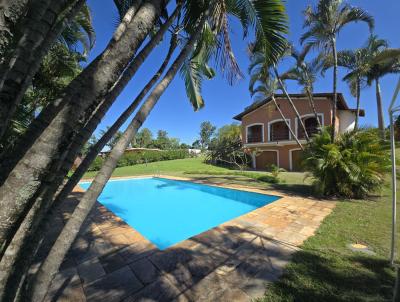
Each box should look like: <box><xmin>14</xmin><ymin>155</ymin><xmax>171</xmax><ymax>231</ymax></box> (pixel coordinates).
<box><xmin>44</xmin><ymin>268</ymin><xmax>85</xmax><ymax>302</ymax></box>
<box><xmin>123</xmin><ymin>275</ymin><xmax>187</xmax><ymax>302</ymax></box>
<box><xmin>149</xmin><ymin>248</ymin><xmax>193</xmax><ymax>273</ymax></box>
<box><xmin>77</xmin><ymin>257</ymin><xmax>106</xmax><ymax>284</ymax></box>
<box><xmin>118</xmin><ymin>242</ymin><xmax>157</xmax><ymax>263</ymax></box>
<box><xmin>100</xmin><ymin>251</ymin><xmax>127</xmax><ymax>273</ymax></box>
<box><xmin>130</xmin><ymin>258</ymin><xmax>159</xmax><ymax>284</ymax></box>
<box><xmin>83</xmin><ymin>266</ymin><xmax>143</xmax><ymax>302</ymax></box>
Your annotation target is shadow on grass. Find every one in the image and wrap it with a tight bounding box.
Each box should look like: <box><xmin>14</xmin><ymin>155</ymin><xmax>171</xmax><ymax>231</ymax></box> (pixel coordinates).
<box><xmin>260</xmin><ymin>249</ymin><xmax>395</xmax><ymax>302</ymax></box>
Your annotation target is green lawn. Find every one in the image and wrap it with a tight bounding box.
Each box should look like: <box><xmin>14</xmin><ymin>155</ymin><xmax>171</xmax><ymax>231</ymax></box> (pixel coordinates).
<box><xmin>83</xmin><ymin>157</ymin><xmax>399</xmax><ymax>301</ymax></box>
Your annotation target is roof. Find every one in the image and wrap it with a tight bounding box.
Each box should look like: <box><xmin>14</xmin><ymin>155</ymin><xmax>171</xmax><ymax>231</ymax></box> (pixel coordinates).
<box><xmin>233</xmin><ymin>93</ymin><xmax>365</xmax><ymax>121</ymax></box>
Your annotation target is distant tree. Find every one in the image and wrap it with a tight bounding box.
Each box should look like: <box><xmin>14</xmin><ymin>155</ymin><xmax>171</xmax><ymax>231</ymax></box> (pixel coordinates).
<box><xmin>133</xmin><ymin>128</ymin><xmax>153</xmax><ymax>148</ymax></box>
<box><xmin>199</xmin><ymin>121</ymin><xmax>216</xmax><ymax>149</ymax></box>
<box><xmin>207</xmin><ymin>124</ymin><xmax>250</xmax><ymax>169</ymax></box>
<box><xmin>192</xmin><ymin>140</ymin><xmax>201</xmax><ymax>149</ymax></box>
<box><xmin>151</xmin><ymin>130</ymin><xmax>170</xmax><ymax>149</ymax></box>
<box><xmin>180</xmin><ymin>143</ymin><xmax>191</xmax><ymax>149</ymax></box>
<box><xmin>169</xmin><ymin>137</ymin><xmax>180</xmax><ymax>149</ymax></box>
<box><xmin>100</xmin><ymin>127</ymin><xmax>124</xmax><ymax>150</ymax></box>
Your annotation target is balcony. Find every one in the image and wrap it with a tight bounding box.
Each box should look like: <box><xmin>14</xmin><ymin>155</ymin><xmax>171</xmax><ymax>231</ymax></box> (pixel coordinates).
<box><xmin>247</xmin><ymin>134</ymin><xmax>263</xmax><ymax>143</ymax></box>
<box><xmin>247</xmin><ymin>124</ymin><xmax>263</xmax><ymax>143</ymax></box>
<box><xmin>269</xmin><ymin>121</ymin><xmax>290</xmax><ymax>142</ymax></box>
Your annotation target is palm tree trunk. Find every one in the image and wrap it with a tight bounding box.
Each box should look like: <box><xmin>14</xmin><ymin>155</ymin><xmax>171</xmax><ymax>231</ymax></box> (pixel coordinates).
<box><xmin>331</xmin><ymin>38</ymin><xmax>338</xmax><ymax>141</ymax></box>
<box><xmin>305</xmin><ymin>87</ymin><xmax>322</xmax><ymax>129</ymax></box>
<box><xmin>0</xmin><ymin>0</ymin><xmax>164</xmax><ymax>250</ymax></box>
<box><xmin>354</xmin><ymin>77</ymin><xmax>361</xmax><ymax>131</ymax></box>
<box><xmin>274</xmin><ymin>67</ymin><xmax>310</xmax><ymax>141</ymax></box>
<box><xmin>376</xmin><ymin>78</ymin><xmax>385</xmax><ymax>139</ymax></box>
<box><xmin>271</xmin><ymin>95</ymin><xmax>304</xmax><ymax>150</ymax></box>
<box><xmin>0</xmin><ymin>0</ymin><xmax>77</xmax><ymax>140</ymax></box>
<box><xmin>0</xmin><ymin>2</ymin><xmax>178</xmax><ymax>182</ymax></box>
<box><xmin>0</xmin><ymin>27</ymin><xmax>175</xmax><ymax>259</ymax></box>
<box><xmin>0</xmin><ymin>0</ymin><xmax>30</xmax><ymax>60</ymax></box>
<box><xmin>0</xmin><ymin>5</ymin><xmax>181</xmax><ymax>257</ymax></box>
<box><xmin>54</xmin><ymin>34</ymin><xmax>178</xmax><ymax>206</ymax></box>
<box><xmin>29</xmin><ymin>14</ymin><xmax>206</xmax><ymax>301</ymax></box>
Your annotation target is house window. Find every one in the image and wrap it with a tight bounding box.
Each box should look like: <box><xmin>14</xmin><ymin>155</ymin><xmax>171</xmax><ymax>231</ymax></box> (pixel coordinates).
<box><xmin>247</xmin><ymin>124</ymin><xmax>263</xmax><ymax>143</ymax></box>
<box><xmin>298</xmin><ymin>116</ymin><xmax>322</xmax><ymax>139</ymax></box>
<box><xmin>270</xmin><ymin>121</ymin><xmax>290</xmax><ymax>141</ymax></box>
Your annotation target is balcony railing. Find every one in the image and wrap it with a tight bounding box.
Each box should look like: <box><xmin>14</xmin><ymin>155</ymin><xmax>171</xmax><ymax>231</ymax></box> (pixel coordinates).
<box><xmin>247</xmin><ymin>134</ymin><xmax>263</xmax><ymax>143</ymax></box>
<box><xmin>270</xmin><ymin>132</ymin><xmax>290</xmax><ymax>142</ymax></box>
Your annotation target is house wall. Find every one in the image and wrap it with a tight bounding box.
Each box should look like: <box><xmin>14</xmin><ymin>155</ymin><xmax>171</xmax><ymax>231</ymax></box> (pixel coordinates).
<box><xmin>252</xmin><ymin>144</ymin><xmax>303</xmax><ymax>171</ymax></box>
<box><xmin>338</xmin><ymin>110</ymin><xmax>356</xmax><ymax>133</ymax></box>
<box><xmin>241</xmin><ymin>97</ymin><xmax>333</xmax><ymax>142</ymax></box>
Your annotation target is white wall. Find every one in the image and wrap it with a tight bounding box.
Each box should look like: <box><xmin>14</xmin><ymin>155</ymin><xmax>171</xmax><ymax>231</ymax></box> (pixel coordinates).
<box><xmin>338</xmin><ymin>110</ymin><xmax>356</xmax><ymax>133</ymax></box>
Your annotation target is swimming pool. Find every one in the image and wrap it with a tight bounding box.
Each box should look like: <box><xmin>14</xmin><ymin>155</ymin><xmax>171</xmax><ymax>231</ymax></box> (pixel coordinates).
<box><xmin>79</xmin><ymin>177</ymin><xmax>280</xmax><ymax>250</ymax></box>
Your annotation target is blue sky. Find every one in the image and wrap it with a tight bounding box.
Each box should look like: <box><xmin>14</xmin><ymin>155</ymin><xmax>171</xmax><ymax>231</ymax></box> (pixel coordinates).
<box><xmin>86</xmin><ymin>0</ymin><xmax>400</xmax><ymax>144</ymax></box>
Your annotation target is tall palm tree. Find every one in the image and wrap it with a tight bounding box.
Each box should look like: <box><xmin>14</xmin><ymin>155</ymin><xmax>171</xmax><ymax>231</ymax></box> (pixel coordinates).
<box><xmin>364</xmin><ymin>35</ymin><xmax>400</xmax><ymax>139</ymax></box>
<box><xmin>281</xmin><ymin>44</ymin><xmax>322</xmax><ymax>129</ymax></box>
<box><xmin>249</xmin><ymin>48</ymin><xmax>310</xmax><ymax>141</ymax></box>
<box><xmin>301</xmin><ymin>0</ymin><xmax>374</xmax><ymax>141</ymax></box>
<box><xmin>0</xmin><ymin>3</ymin><xmax>95</xmax><ymax>152</ymax></box>
<box><xmin>321</xmin><ymin>48</ymin><xmax>369</xmax><ymax>130</ymax></box>
<box><xmin>0</xmin><ymin>0</ymin><xmax>167</xmax><ymax>254</ymax></box>
<box><xmin>0</xmin><ymin>0</ymin><xmax>90</xmax><ymax>140</ymax></box>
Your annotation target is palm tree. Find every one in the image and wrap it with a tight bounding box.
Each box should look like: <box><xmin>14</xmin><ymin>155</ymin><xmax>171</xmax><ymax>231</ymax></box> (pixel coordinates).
<box><xmin>249</xmin><ymin>48</ymin><xmax>310</xmax><ymax>141</ymax></box>
<box><xmin>301</xmin><ymin>0</ymin><xmax>374</xmax><ymax>141</ymax></box>
<box><xmin>0</xmin><ymin>4</ymin><xmax>95</xmax><ymax>152</ymax></box>
<box><xmin>364</xmin><ymin>35</ymin><xmax>400</xmax><ymax>139</ymax></box>
<box><xmin>321</xmin><ymin>48</ymin><xmax>369</xmax><ymax>131</ymax></box>
<box><xmin>0</xmin><ymin>0</ymin><xmax>90</xmax><ymax>140</ymax></box>
<box><xmin>28</xmin><ymin>1</ymin><xmax>289</xmax><ymax>299</ymax></box>
<box><xmin>0</xmin><ymin>0</ymin><xmax>167</xmax><ymax>254</ymax></box>
<box><xmin>281</xmin><ymin>44</ymin><xmax>322</xmax><ymax>129</ymax></box>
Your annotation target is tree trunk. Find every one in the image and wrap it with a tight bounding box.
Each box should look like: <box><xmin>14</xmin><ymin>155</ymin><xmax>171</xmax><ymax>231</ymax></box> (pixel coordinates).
<box><xmin>305</xmin><ymin>87</ymin><xmax>322</xmax><ymax>129</ymax></box>
<box><xmin>274</xmin><ymin>67</ymin><xmax>309</xmax><ymax>141</ymax></box>
<box><xmin>331</xmin><ymin>38</ymin><xmax>338</xmax><ymax>141</ymax></box>
<box><xmin>376</xmin><ymin>78</ymin><xmax>385</xmax><ymax>139</ymax></box>
<box><xmin>0</xmin><ymin>0</ymin><xmax>30</xmax><ymax>61</ymax></box>
<box><xmin>29</xmin><ymin>14</ymin><xmax>206</xmax><ymax>301</ymax></box>
<box><xmin>271</xmin><ymin>95</ymin><xmax>304</xmax><ymax>150</ymax></box>
<box><xmin>0</xmin><ymin>0</ymin><xmax>164</xmax><ymax>252</ymax></box>
<box><xmin>354</xmin><ymin>77</ymin><xmax>361</xmax><ymax>131</ymax></box>
<box><xmin>55</xmin><ymin>34</ymin><xmax>178</xmax><ymax>206</ymax></box>
<box><xmin>0</xmin><ymin>0</ymin><xmax>75</xmax><ymax>140</ymax></box>
<box><xmin>0</xmin><ymin>1</ymin><xmax>175</xmax><ymax>181</ymax></box>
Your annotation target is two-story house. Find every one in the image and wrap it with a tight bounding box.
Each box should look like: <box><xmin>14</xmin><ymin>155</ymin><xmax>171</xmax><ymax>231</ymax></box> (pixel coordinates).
<box><xmin>233</xmin><ymin>93</ymin><xmax>364</xmax><ymax>171</ymax></box>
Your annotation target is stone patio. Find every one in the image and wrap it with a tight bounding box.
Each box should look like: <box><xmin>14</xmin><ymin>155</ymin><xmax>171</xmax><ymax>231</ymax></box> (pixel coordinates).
<box><xmin>43</xmin><ymin>176</ymin><xmax>335</xmax><ymax>302</ymax></box>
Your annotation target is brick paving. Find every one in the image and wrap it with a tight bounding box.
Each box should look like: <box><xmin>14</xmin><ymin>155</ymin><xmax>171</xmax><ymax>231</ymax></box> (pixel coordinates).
<box><xmin>44</xmin><ymin>176</ymin><xmax>335</xmax><ymax>302</ymax></box>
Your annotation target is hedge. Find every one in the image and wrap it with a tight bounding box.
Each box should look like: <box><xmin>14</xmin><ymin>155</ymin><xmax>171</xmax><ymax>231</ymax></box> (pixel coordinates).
<box><xmin>87</xmin><ymin>149</ymin><xmax>190</xmax><ymax>172</ymax></box>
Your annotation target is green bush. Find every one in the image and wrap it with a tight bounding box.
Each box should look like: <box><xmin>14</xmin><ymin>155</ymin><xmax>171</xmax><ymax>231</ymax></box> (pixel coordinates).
<box><xmin>87</xmin><ymin>156</ymin><xmax>104</xmax><ymax>172</ymax></box>
<box><xmin>88</xmin><ymin>149</ymin><xmax>189</xmax><ymax>171</ymax></box>
<box><xmin>302</xmin><ymin>128</ymin><xmax>390</xmax><ymax>199</ymax></box>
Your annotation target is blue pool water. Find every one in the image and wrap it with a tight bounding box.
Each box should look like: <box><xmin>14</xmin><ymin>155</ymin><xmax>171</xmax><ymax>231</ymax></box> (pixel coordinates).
<box><xmin>79</xmin><ymin>177</ymin><xmax>280</xmax><ymax>250</ymax></box>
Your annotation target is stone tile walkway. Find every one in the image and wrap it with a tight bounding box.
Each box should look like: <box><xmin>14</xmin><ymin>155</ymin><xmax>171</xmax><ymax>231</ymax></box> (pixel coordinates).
<box><xmin>44</xmin><ymin>176</ymin><xmax>335</xmax><ymax>302</ymax></box>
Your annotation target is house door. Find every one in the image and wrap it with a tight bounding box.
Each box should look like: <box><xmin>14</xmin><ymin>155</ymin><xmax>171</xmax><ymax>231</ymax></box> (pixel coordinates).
<box><xmin>256</xmin><ymin>151</ymin><xmax>278</xmax><ymax>170</ymax></box>
<box><xmin>291</xmin><ymin>149</ymin><xmax>304</xmax><ymax>171</ymax></box>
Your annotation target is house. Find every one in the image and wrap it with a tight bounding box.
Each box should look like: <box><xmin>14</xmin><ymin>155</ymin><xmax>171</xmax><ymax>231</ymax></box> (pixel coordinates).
<box><xmin>233</xmin><ymin>93</ymin><xmax>365</xmax><ymax>171</ymax></box>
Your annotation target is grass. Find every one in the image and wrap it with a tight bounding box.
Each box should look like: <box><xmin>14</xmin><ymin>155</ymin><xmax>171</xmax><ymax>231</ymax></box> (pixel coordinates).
<box><xmin>83</xmin><ymin>156</ymin><xmax>399</xmax><ymax>301</ymax></box>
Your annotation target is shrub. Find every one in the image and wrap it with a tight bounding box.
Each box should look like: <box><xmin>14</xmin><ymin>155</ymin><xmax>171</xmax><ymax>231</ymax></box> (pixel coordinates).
<box><xmin>88</xmin><ymin>149</ymin><xmax>189</xmax><ymax>171</ymax></box>
<box><xmin>87</xmin><ymin>156</ymin><xmax>104</xmax><ymax>172</ymax></box>
<box><xmin>302</xmin><ymin>128</ymin><xmax>390</xmax><ymax>199</ymax></box>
